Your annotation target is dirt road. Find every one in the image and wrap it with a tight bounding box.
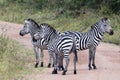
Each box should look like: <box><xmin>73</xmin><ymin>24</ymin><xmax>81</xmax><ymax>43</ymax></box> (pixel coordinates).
<box><xmin>0</xmin><ymin>21</ymin><xmax>120</xmax><ymax>80</ymax></box>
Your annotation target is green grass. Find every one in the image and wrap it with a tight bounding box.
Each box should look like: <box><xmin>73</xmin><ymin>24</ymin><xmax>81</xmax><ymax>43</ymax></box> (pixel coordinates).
<box><xmin>0</xmin><ymin>35</ymin><xmax>43</xmax><ymax>80</ymax></box>
<box><xmin>0</xmin><ymin>1</ymin><xmax>120</xmax><ymax>46</ymax></box>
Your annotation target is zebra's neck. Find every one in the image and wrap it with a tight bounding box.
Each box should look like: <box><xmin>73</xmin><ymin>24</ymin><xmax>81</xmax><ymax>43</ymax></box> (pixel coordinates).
<box><xmin>30</xmin><ymin>26</ymin><xmax>39</xmax><ymax>38</ymax></box>
<box><xmin>48</xmin><ymin>32</ymin><xmax>59</xmax><ymax>44</ymax></box>
<box><xmin>89</xmin><ymin>25</ymin><xmax>104</xmax><ymax>44</ymax></box>
<box><xmin>45</xmin><ymin>31</ymin><xmax>58</xmax><ymax>44</ymax></box>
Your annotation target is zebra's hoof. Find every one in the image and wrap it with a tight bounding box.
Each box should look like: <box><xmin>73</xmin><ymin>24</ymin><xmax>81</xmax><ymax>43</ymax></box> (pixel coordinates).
<box><xmin>47</xmin><ymin>63</ymin><xmax>51</xmax><ymax>68</ymax></box>
<box><xmin>93</xmin><ymin>66</ymin><xmax>97</xmax><ymax>69</ymax></box>
<box><xmin>92</xmin><ymin>64</ymin><xmax>97</xmax><ymax>69</ymax></box>
<box><xmin>88</xmin><ymin>65</ymin><xmax>92</xmax><ymax>70</ymax></box>
<box><xmin>35</xmin><ymin>63</ymin><xmax>39</xmax><ymax>68</ymax></box>
<box><xmin>62</xmin><ymin>71</ymin><xmax>66</xmax><ymax>75</ymax></box>
<box><xmin>52</xmin><ymin>69</ymin><xmax>57</xmax><ymax>74</ymax></box>
<box><xmin>58</xmin><ymin>66</ymin><xmax>61</xmax><ymax>71</ymax></box>
<box><xmin>74</xmin><ymin>70</ymin><xmax>77</xmax><ymax>74</ymax></box>
<box><xmin>40</xmin><ymin>62</ymin><xmax>44</xmax><ymax>67</ymax></box>
<box><xmin>52</xmin><ymin>64</ymin><xmax>54</xmax><ymax>67</ymax></box>
<box><xmin>89</xmin><ymin>67</ymin><xmax>92</xmax><ymax>70</ymax></box>
<box><xmin>58</xmin><ymin>66</ymin><xmax>64</xmax><ymax>71</ymax></box>
<box><xmin>61</xmin><ymin>66</ymin><xmax>64</xmax><ymax>71</ymax></box>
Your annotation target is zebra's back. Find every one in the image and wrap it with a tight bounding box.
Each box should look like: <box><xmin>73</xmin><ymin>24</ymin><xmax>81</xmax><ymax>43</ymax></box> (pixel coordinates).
<box><xmin>63</xmin><ymin>31</ymin><xmax>90</xmax><ymax>50</ymax></box>
<box><xmin>48</xmin><ymin>34</ymin><xmax>76</xmax><ymax>55</ymax></box>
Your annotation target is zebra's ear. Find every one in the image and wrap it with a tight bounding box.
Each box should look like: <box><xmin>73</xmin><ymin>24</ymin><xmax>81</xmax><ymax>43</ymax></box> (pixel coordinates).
<box><xmin>102</xmin><ymin>17</ymin><xmax>108</xmax><ymax>22</ymax></box>
<box><xmin>25</xmin><ymin>20</ymin><xmax>29</xmax><ymax>23</ymax></box>
<box><xmin>91</xmin><ymin>26</ymin><xmax>94</xmax><ymax>29</ymax></box>
<box><xmin>104</xmin><ymin>17</ymin><xmax>108</xmax><ymax>20</ymax></box>
<box><xmin>24</xmin><ymin>18</ymin><xmax>32</xmax><ymax>23</ymax></box>
<box><xmin>38</xmin><ymin>25</ymin><xmax>42</xmax><ymax>29</ymax></box>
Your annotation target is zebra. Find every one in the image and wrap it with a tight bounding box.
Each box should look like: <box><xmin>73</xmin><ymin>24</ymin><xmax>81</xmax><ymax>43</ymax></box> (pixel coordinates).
<box><xmin>63</xmin><ymin>17</ymin><xmax>114</xmax><ymax>70</ymax></box>
<box><xmin>49</xmin><ymin>34</ymin><xmax>78</xmax><ymax>75</ymax></box>
<box><xmin>19</xmin><ymin>19</ymin><xmax>54</xmax><ymax>68</ymax></box>
<box><xmin>34</xmin><ymin>28</ymin><xmax>78</xmax><ymax>75</ymax></box>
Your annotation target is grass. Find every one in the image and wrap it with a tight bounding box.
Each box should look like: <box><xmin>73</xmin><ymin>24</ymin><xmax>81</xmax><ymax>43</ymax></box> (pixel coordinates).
<box><xmin>0</xmin><ymin>4</ymin><xmax>119</xmax><ymax>45</ymax></box>
<box><xmin>0</xmin><ymin>34</ymin><xmax>43</xmax><ymax>80</ymax></box>
<box><xmin>0</xmin><ymin>1</ymin><xmax>120</xmax><ymax>46</ymax></box>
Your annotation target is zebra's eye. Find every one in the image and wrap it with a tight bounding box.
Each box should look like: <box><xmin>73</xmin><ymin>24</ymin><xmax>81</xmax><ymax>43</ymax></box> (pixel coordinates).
<box><xmin>104</xmin><ymin>25</ymin><xmax>107</xmax><ymax>27</ymax></box>
<box><xmin>36</xmin><ymin>31</ymin><xmax>40</xmax><ymax>34</ymax></box>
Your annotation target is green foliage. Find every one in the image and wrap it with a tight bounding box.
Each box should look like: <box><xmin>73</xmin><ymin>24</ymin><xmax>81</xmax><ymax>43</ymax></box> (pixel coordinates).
<box><xmin>0</xmin><ymin>0</ymin><xmax>120</xmax><ymax>46</ymax></box>
<box><xmin>1</xmin><ymin>0</ymin><xmax>120</xmax><ymax>14</ymax></box>
<box><xmin>0</xmin><ymin>35</ymin><xmax>36</xmax><ymax>80</ymax></box>
<box><xmin>107</xmin><ymin>0</ymin><xmax>120</xmax><ymax>14</ymax></box>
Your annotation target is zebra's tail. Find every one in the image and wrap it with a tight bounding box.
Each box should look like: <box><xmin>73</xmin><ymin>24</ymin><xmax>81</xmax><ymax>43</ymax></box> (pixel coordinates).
<box><xmin>72</xmin><ymin>36</ymin><xmax>78</xmax><ymax>62</ymax></box>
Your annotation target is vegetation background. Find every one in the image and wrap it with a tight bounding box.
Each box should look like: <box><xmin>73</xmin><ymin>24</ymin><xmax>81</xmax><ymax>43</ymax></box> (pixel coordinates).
<box><xmin>0</xmin><ymin>0</ymin><xmax>120</xmax><ymax>80</ymax></box>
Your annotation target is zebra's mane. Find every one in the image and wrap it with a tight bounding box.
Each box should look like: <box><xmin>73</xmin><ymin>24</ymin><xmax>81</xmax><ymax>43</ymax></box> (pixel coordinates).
<box><xmin>26</xmin><ymin>18</ymin><xmax>39</xmax><ymax>27</ymax></box>
<box><xmin>40</xmin><ymin>23</ymin><xmax>57</xmax><ymax>33</ymax></box>
<box><xmin>90</xmin><ymin>21</ymin><xmax>100</xmax><ymax>30</ymax></box>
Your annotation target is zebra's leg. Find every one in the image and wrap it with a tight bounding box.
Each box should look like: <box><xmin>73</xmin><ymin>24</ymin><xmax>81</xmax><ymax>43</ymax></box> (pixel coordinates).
<box><xmin>57</xmin><ymin>57</ymin><xmax>61</xmax><ymax>70</ymax></box>
<box><xmin>73</xmin><ymin>45</ymin><xmax>78</xmax><ymax>74</ymax></box>
<box><xmin>92</xmin><ymin>47</ymin><xmax>97</xmax><ymax>69</ymax></box>
<box><xmin>52</xmin><ymin>53</ymin><xmax>58</xmax><ymax>74</ymax></box>
<box><xmin>58</xmin><ymin>56</ymin><xmax>64</xmax><ymax>71</ymax></box>
<box><xmin>73</xmin><ymin>55</ymin><xmax>77</xmax><ymax>74</ymax></box>
<box><xmin>62</xmin><ymin>54</ymin><xmax>70</xmax><ymax>75</ymax></box>
<box><xmin>40</xmin><ymin>49</ymin><xmax>44</xmax><ymax>67</ymax></box>
<box><xmin>33</xmin><ymin>46</ymin><xmax>39</xmax><ymax>68</ymax></box>
<box><xmin>60</xmin><ymin>56</ymin><xmax>64</xmax><ymax>71</ymax></box>
<box><xmin>47</xmin><ymin>53</ymin><xmax>53</xmax><ymax>68</ymax></box>
<box><xmin>88</xmin><ymin>48</ymin><xmax>92</xmax><ymax>70</ymax></box>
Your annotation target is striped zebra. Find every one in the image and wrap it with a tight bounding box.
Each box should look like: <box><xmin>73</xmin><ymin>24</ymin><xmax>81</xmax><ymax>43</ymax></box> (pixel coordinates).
<box><xmin>63</xmin><ymin>17</ymin><xmax>114</xmax><ymax>70</ymax></box>
<box><xmin>19</xmin><ymin>19</ymin><xmax>54</xmax><ymax>68</ymax></box>
<box><xmin>34</xmin><ymin>28</ymin><xmax>78</xmax><ymax>75</ymax></box>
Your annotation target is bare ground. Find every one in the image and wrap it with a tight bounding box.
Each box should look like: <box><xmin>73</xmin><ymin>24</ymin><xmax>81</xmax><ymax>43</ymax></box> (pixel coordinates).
<box><xmin>0</xmin><ymin>21</ymin><xmax>120</xmax><ymax>80</ymax></box>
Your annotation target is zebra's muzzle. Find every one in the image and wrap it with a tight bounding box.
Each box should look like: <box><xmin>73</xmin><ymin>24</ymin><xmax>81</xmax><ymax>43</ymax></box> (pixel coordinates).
<box><xmin>19</xmin><ymin>31</ymin><xmax>24</xmax><ymax>36</ymax></box>
<box><xmin>109</xmin><ymin>30</ymin><xmax>114</xmax><ymax>35</ymax></box>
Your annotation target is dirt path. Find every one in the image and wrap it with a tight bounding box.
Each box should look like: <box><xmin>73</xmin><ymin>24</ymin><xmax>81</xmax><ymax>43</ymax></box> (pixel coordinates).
<box><xmin>0</xmin><ymin>21</ymin><xmax>120</xmax><ymax>80</ymax></box>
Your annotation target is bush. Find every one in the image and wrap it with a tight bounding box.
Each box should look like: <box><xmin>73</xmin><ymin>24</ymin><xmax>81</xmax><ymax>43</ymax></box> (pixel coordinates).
<box><xmin>1</xmin><ymin>0</ymin><xmax>120</xmax><ymax>14</ymax></box>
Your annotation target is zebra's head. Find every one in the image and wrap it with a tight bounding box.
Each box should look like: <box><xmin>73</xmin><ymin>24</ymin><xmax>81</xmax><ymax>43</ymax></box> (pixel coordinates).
<box><xmin>98</xmin><ymin>17</ymin><xmax>114</xmax><ymax>35</ymax></box>
<box><xmin>19</xmin><ymin>19</ymin><xmax>40</xmax><ymax>36</ymax></box>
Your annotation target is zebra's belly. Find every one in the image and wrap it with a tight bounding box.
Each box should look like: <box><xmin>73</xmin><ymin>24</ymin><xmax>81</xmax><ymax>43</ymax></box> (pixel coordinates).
<box><xmin>79</xmin><ymin>46</ymin><xmax>89</xmax><ymax>50</ymax></box>
<box><xmin>39</xmin><ymin>45</ymin><xmax>48</xmax><ymax>49</ymax></box>
<box><xmin>79</xmin><ymin>48</ymin><xmax>88</xmax><ymax>51</ymax></box>
<box><xmin>32</xmin><ymin>41</ymin><xmax>48</xmax><ymax>49</ymax></box>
